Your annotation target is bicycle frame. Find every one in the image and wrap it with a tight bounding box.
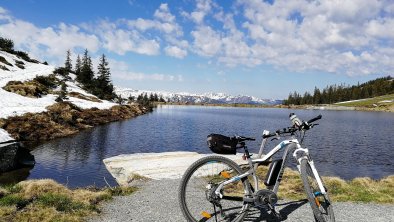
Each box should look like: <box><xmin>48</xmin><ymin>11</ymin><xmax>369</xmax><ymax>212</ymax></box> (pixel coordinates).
<box><xmin>214</xmin><ymin>130</ymin><xmax>327</xmax><ymax>199</ymax></box>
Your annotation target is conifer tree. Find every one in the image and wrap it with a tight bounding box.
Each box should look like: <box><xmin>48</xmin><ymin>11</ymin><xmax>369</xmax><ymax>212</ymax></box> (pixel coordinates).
<box><xmin>78</xmin><ymin>49</ymin><xmax>94</xmax><ymax>86</ymax></box>
<box><xmin>56</xmin><ymin>81</ymin><xmax>68</xmax><ymax>102</ymax></box>
<box><xmin>95</xmin><ymin>54</ymin><xmax>115</xmax><ymax>100</ymax></box>
<box><xmin>75</xmin><ymin>54</ymin><xmax>82</xmax><ymax>76</ymax></box>
<box><xmin>64</xmin><ymin>50</ymin><xmax>72</xmax><ymax>73</ymax></box>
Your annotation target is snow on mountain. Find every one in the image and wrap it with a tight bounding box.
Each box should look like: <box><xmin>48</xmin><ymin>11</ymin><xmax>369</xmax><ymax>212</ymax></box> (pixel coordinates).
<box><xmin>0</xmin><ymin>50</ymin><xmax>117</xmax><ymax>142</ymax></box>
<box><xmin>115</xmin><ymin>87</ymin><xmax>282</xmax><ymax>105</ymax></box>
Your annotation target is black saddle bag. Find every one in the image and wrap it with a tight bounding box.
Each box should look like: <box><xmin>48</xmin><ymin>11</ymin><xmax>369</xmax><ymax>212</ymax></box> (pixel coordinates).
<box><xmin>207</xmin><ymin>134</ymin><xmax>237</xmax><ymax>155</ymax></box>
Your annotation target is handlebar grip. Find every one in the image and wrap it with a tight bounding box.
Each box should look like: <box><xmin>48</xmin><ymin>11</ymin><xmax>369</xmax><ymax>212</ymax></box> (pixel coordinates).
<box><xmin>306</xmin><ymin>114</ymin><xmax>322</xmax><ymax>124</ymax></box>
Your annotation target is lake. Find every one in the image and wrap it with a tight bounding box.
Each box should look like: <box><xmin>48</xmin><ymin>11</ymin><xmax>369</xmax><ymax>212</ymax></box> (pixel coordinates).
<box><xmin>1</xmin><ymin>105</ymin><xmax>393</xmax><ymax>188</ymax></box>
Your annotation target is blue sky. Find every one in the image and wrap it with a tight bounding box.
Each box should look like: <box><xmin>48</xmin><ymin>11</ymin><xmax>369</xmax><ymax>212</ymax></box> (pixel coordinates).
<box><xmin>0</xmin><ymin>0</ymin><xmax>393</xmax><ymax>99</ymax></box>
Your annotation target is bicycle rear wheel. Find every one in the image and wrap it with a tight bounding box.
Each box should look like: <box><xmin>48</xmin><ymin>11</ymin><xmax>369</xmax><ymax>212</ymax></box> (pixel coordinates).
<box><xmin>179</xmin><ymin>155</ymin><xmax>251</xmax><ymax>222</ymax></box>
<box><xmin>300</xmin><ymin>158</ymin><xmax>335</xmax><ymax>222</ymax></box>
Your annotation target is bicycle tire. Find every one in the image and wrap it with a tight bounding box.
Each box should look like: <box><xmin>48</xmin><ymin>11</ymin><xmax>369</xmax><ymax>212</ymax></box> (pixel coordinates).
<box><xmin>300</xmin><ymin>158</ymin><xmax>335</xmax><ymax>222</ymax></box>
<box><xmin>179</xmin><ymin>155</ymin><xmax>251</xmax><ymax>222</ymax></box>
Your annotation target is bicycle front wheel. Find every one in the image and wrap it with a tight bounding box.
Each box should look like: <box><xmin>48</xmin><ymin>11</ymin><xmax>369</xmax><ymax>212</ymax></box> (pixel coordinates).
<box><xmin>300</xmin><ymin>158</ymin><xmax>335</xmax><ymax>222</ymax></box>
<box><xmin>179</xmin><ymin>155</ymin><xmax>251</xmax><ymax>222</ymax></box>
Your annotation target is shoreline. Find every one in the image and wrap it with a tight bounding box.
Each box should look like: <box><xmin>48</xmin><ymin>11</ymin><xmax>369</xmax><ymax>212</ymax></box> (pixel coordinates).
<box><xmin>158</xmin><ymin>102</ymin><xmax>394</xmax><ymax>113</ymax></box>
<box><xmin>0</xmin><ymin>102</ymin><xmax>152</xmax><ymax>143</ymax></box>
<box><xmin>103</xmin><ymin>152</ymin><xmax>394</xmax><ymax>204</ymax></box>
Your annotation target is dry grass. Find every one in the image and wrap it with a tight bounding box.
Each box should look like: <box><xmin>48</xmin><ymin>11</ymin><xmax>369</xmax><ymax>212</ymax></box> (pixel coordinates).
<box><xmin>0</xmin><ymin>102</ymin><xmax>148</xmax><ymax>141</ymax></box>
<box><xmin>68</xmin><ymin>92</ymin><xmax>102</xmax><ymax>103</ymax></box>
<box><xmin>255</xmin><ymin>166</ymin><xmax>394</xmax><ymax>203</ymax></box>
<box><xmin>0</xmin><ymin>179</ymin><xmax>136</xmax><ymax>222</ymax></box>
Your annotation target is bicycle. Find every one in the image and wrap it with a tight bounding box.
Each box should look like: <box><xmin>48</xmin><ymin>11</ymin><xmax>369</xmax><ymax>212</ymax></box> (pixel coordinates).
<box><xmin>178</xmin><ymin>113</ymin><xmax>335</xmax><ymax>222</ymax></box>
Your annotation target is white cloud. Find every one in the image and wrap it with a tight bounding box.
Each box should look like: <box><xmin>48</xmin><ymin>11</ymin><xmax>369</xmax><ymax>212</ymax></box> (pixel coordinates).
<box><xmin>116</xmin><ymin>71</ymin><xmax>182</xmax><ymax>81</ymax></box>
<box><xmin>366</xmin><ymin>18</ymin><xmax>394</xmax><ymax>39</ymax></box>
<box><xmin>164</xmin><ymin>45</ymin><xmax>187</xmax><ymax>58</ymax></box>
<box><xmin>127</xmin><ymin>3</ymin><xmax>182</xmax><ymax>36</ymax></box>
<box><xmin>154</xmin><ymin>3</ymin><xmax>175</xmax><ymax>23</ymax></box>
<box><xmin>0</xmin><ymin>12</ymin><xmax>100</xmax><ymax>65</ymax></box>
<box><xmin>95</xmin><ymin>20</ymin><xmax>160</xmax><ymax>56</ymax></box>
<box><xmin>192</xmin><ymin>0</ymin><xmax>394</xmax><ymax>76</ymax></box>
<box><xmin>109</xmin><ymin>59</ymin><xmax>183</xmax><ymax>82</ymax></box>
<box><xmin>192</xmin><ymin>0</ymin><xmax>213</xmax><ymax>24</ymax></box>
<box><xmin>1</xmin><ymin>0</ymin><xmax>394</xmax><ymax>77</ymax></box>
<box><xmin>191</xmin><ymin>26</ymin><xmax>222</xmax><ymax>57</ymax></box>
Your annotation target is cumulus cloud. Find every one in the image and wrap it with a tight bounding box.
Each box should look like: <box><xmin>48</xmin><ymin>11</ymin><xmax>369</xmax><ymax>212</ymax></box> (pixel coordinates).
<box><xmin>183</xmin><ymin>0</ymin><xmax>215</xmax><ymax>24</ymax></box>
<box><xmin>108</xmin><ymin>59</ymin><xmax>183</xmax><ymax>82</ymax></box>
<box><xmin>164</xmin><ymin>45</ymin><xmax>187</xmax><ymax>58</ymax></box>
<box><xmin>1</xmin><ymin>0</ymin><xmax>394</xmax><ymax>76</ymax></box>
<box><xmin>97</xmin><ymin>21</ymin><xmax>160</xmax><ymax>56</ymax></box>
<box><xmin>0</xmin><ymin>12</ymin><xmax>100</xmax><ymax>64</ymax></box>
<box><xmin>185</xmin><ymin>0</ymin><xmax>394</xmax><ymax>75</ymax></box>
<box><xmin>127</xmin><ymin>4</ymin><xmax>182</xmax><ymax>36</ymax></box>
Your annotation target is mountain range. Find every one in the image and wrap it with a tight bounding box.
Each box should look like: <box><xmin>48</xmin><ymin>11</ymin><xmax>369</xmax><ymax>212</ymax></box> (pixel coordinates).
<box><xmin>115</xmin><ymin>87</ymin><xmax>283</xmax><ymax>105</ymax></box>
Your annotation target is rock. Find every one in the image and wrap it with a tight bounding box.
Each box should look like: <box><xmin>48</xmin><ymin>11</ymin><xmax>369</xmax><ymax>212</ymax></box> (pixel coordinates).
<box><xmin>0</xmin><ymin>141</ymin><xmax>35</xmax><ymax>173</ymax></box>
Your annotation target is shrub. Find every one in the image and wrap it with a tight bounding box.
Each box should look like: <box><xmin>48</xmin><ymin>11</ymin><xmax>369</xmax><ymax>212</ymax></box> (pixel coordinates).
<box><xmin>29</xmin><ymin>59</ymin><xmax>40</xmax><ymax>64</ymax></box>
<box><xmin>14</xmin><ymin>51</ymin><xmax>31</xmax><ymax>62</ymax></box>
<box><xmin>0</xmin><ymin>65</ymin><xmax>9</xmax><ymax>71</ymax></box>
<box><xmin>15</xmin><ymin>63</ymin><xmax>25</xmax><ymax>69</ymax></box>
<box><xmin>0</xmin><ymin>56</ymin><xmax>12</xmax><ymax>66</ymax></box>
<box><xmin>34</xmin><ymin>74</ymin><xmax>59</xmax><ymax>89</ymax></box>
<box><xmin>15</xmin><ymin>60</ymin><xmax>24</xmax><ymax>65</ymax></box>
<box><xmin>0</xmin><ymin>37</ymin><xmax>14</xmax><ymax>51</ymax></box>
<box><xmin>53</xmin><ymin>67</ymin><xmax>71</xmax><ymax>79</ymax></box>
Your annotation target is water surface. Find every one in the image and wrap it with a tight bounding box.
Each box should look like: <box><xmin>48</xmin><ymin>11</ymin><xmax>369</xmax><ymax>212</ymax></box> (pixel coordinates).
<box><xmin>2</xmin><ymin>105</ymin><xmax>393</xmax><ymax>187</ymax></box>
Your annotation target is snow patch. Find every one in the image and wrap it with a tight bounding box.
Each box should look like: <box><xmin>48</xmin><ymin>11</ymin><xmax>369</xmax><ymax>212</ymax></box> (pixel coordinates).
<box><xmin>0</xmin><ymin>129</ymin><xmax>14</xmax><ymax>143</ymax></box>
<box><xmin>0</xmin><ymin>50</ymin><xmax>118</xmax><ymax>140</ymax></box>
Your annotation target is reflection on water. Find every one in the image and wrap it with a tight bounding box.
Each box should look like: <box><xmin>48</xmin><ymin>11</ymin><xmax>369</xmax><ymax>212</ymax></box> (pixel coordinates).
<box><xmin>1</xmin><ymin>105</ymin><xmax>393</xmax><ymax>188</ymax></box>
<box><xmin>0</xmin><ymin>167</ymin><xmax>32</xmax><ymax>185</ymax></box>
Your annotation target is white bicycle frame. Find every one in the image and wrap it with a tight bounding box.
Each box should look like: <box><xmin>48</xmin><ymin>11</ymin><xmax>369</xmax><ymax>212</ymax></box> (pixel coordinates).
<box><xmin>215</xmin><ymin>130</ymin><xmax>327</xmax><ymax>198</ymax></box>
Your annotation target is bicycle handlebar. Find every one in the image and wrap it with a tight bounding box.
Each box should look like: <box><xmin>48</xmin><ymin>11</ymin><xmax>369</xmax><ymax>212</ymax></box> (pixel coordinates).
<box><xmin>262</xmin><ymin>113</ymin><xmax>322</xmax><ymax>139</ymax></box>
<box><xmin>306</xmin><ymin>114</ymin><xmax>322</xmax><ymax>124</ymax></box>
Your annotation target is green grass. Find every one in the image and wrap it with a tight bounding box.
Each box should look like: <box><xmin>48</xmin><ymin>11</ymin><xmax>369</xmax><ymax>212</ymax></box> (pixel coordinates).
<box><xmin>335</xmin><ymin>94</ymin><xmax>394</xmax><ymax>108</ymax></box>
<box><xmin>36</xmin><ymin>193</ymin><xmax>85</xmax><ymax>212</ymax></box>
<box><xmin>255</xmin><ymin>166</ymin><xmax>394</xmax><ymax>203</ymax></box>
<box><xmin>0</xmin><ymin>179</ymin><xmax>137</xmax><ymax>222</ymax></box>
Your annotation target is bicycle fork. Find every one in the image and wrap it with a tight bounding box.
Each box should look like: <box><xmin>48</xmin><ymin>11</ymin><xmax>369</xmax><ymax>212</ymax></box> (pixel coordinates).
<box><xmin>294</xmin><ymin>147</ymin><xmax>327</xmax><ymax>196</ymax></box>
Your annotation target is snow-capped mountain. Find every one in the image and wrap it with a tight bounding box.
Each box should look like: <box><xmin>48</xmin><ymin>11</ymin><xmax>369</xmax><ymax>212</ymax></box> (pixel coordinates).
<box><xmin>115</xmin><ymin>87</ymin><xmax>282</xmax><ymax>105</ymax></box>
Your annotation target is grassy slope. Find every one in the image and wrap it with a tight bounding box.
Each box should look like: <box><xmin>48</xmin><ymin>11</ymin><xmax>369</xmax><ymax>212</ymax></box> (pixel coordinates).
<box><xmin>0</xmin><ymin>179</ymin><xmax>136</xmax><ymax>222</ymax></box>
<box><xmin>335</xmin><ymin>94</ymin><xmax>394</xmax><ymax>111</ymax></box>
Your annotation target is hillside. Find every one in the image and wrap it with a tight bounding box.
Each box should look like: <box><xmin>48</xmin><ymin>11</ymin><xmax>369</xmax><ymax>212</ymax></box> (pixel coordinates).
<box><xmin>284</xmin><ymin>76</ymin><xmax>394</xmax><ymax>105</ymax></box>
<box><xmin>0</xmin><ymin>50</ymin><xmax>147</xmax><ymax>143</ymax></box>
<box><xmin>116</xmin><ymin>87</ymin><xmax>282</xmax><ymax>105</ymax></box>
<box><xmin>335</xmin><ymin>94</ymin><xmax>394</xmax><ymax>111</ymax></box>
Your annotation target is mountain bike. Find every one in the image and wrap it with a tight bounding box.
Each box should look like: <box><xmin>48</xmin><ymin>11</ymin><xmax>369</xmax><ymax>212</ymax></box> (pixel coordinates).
<box><xmin>179</xmin><ymin>113</ymin><xmax>335</xmax><ymax>222</ymax></box>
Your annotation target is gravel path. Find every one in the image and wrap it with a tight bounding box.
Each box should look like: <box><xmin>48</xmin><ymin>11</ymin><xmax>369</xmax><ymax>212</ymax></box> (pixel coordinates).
<box><xmin>90</xmin><ymin>179</ymin><xmax>394</xmax><ymax>222</ymax></box>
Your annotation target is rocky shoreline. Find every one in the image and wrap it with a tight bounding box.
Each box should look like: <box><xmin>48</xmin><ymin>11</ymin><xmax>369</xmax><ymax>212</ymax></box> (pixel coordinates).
<box><xmin>0</xmin><ymin>102</ymin><xmax>151</xmax><ymax>142</ymax></box>
<box><xmin>0</xmin><ymin>102</ymin><xmax>151</xmax><ymax>173</ymax></box>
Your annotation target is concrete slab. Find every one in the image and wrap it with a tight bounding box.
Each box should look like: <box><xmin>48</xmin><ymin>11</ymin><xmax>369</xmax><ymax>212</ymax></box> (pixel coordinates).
<box><xmin>103</xmin><ymin>152</ymin><xmax>250</xmax><ymax>186</ymax></box>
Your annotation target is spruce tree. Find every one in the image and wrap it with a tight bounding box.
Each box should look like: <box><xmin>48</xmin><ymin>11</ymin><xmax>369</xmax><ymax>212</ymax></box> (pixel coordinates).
<box><xmin>75</xmin><ymin>54</ymin><xmax>82</xmax><ymax>76</ymax></box>
<box><xmin>78</xmin><ymin>49</ymin><xmax>94</xmax><ymax>86</ymax></box>
<box><xmin>56</xmin><ymin>81</ymin><xmax>68</xmax><ymax>102</ymax></box>
<box><xmin>64</xmin><ymin>50</ymin><xmax>72</xmax><ymax>73</ymax></box>
<box><xmin>96</xmin><ymin>54</ymin><xmax>115</xmax><ymax>100</ymax></box>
